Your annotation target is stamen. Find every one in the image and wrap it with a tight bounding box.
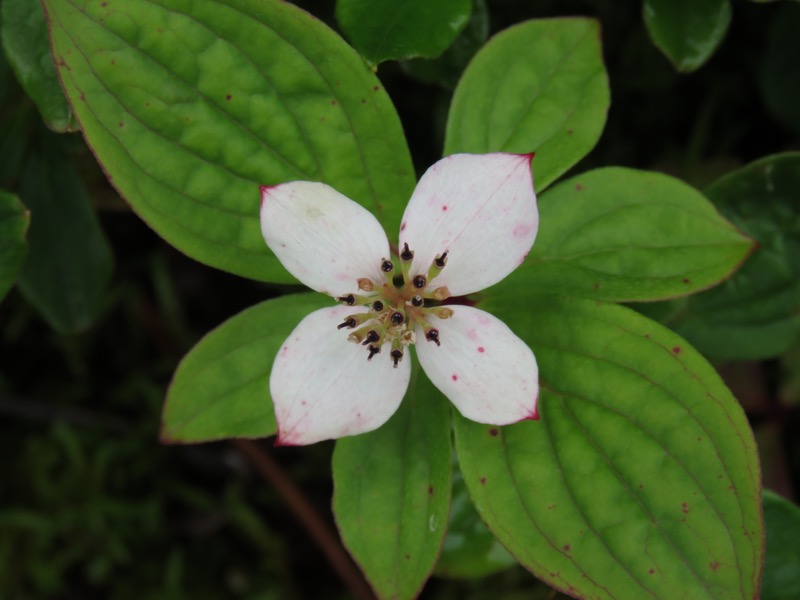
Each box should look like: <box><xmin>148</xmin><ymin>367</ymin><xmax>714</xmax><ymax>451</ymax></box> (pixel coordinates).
<box><xmin>337</xmin><ymin>294</ymin><xmax>356</xmax><ymax>305</ymax></box>
<box><xmin>425</xmin><ymin>328</ymin><xmax>441</xmax><ymax>346</ymax></box>
<box><xmin>367</xmin><ymin>345</ymin><xmax>381</xmax><ymax>360</ymax></box>
<box><xmin>361</xmin><ymin>330</ymin><xmax>380</xmax><ymax>346</ymax></box>
<box><xmin>427</xmin><ymin>249</ymin><xmax>449</xmax><ymax>282</ymax></box>
<box><xmin>337</xmin><ymin>317</ymin><xmax>358</xmax><ymax>330</ymax></box>
<box><xmin>358</xmin><ymin>278</ymin><xmax>374</xmax><ymax>292</ymax></box>
<box><xmin>413</xmin><ymin>275</ymin><xmax>426</xmax><ymax>289</ymax></box>
<box><xmin>431</xmin><ymin>286</ymin><xmax>450</xmax><ymax>301</ymax></box>
<box><xmin>390</xmin><ymin>349</ymin><xmax>403</xmax><ymax>368</ymax></box>
<box><xmin>431</xmin><ymin>307</ymin><xmax>453</xmax><ymax>319</ymax></box>
<box><xmin>411</xmin><ymin>295</ymin><xmax>424</xmax><ymax>307</ymax></box>
<box><xmin>381</xmin><ymin>259</ymin><xmax>394</xmax><ymax>273</ymax></box>
<box><xmin>372</xmin><ymin>300</ymin><xmax>384</xmax><ymax>311</ymax></box>
<box><xmin>390</xmin><ymin>311</ymin><xmax>404</xmax><ymax>325</ymax></box>
<box><xmin>400</xmin><ymin>243</ymin><xmax>414</xmax><ymax>262</ymax></box>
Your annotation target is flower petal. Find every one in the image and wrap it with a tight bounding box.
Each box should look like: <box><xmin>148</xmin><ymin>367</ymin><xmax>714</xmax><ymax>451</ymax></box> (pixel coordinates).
<box><xmin>261</xmin><ymin>182</ymin><xmax>390</xmax><ymax>297</ymax></box>
<box><xmin>415</xmin><ymin>305</ymin><xmax>538</xmax><ymax>424</ymax></box>
<box><xmin>399</xmin><ymin>153</ymin><xmax>537</xmax><ymax>296</ymax></box>
<box><xmin>271</xmin><ymin>305</ymin><xmax>412</xmax><ymax>445</ymax></box>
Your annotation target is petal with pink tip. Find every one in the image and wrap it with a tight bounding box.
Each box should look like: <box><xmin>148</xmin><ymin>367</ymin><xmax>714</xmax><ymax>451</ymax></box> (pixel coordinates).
<box><xmin>399</xmin><ymin>153</ymin><xmax>537</xmax><ymax>297</ymax></box>
<box><xmin>415</xmin><ymin>305</ymin><xmax>538</xmax><ymax>424</ymax></box>
<box><xmin>261</xmin><ymin>182</ymin><xmax>390</xmax><ymax>298</ymax></box>
<box><xmin>271</xmin><ymin>305</ymin><xmax>412</xmax><ymax>445</ymax></box>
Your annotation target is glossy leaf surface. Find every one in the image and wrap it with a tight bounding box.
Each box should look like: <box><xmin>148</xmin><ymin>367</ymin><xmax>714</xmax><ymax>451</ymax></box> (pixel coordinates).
<box><xmin>333</xmin><ymin>366</ymin><xmax>451</xmax><ymax>600</ymax></box>
<box><xmin>455</xmin><ymin>293</ymin><xmax>763</xmax><ymax>599</ymax></box>
<box><xmin>162</xmin><ymin>293</ymin><xmax>330</xmax><ymax>443</ymax></box>
<box><xmin>499</xmin><ymin>168</ymin><xmax>754</xmax><ymax>303</ymax></box>
<box><xmin>0</xmin><ymin>190</ymin><xmax>29</xmax><ymax>301</ymax></box>
<box><xmin>654</xmin><ymin>154</ymin><xmax>800</xmax><ymax>361</ymax></box>
<box><xmin>401</xmin><ymin>0</ymin><xmax>489</xmax><ymax>90</ymax></box>
<box><xmin>643</xmin><ymin>0</ymin><xmax>732</xmax><ymax>72</ymax></box>
<box><xmin>1</xmin><ymin>0</ymin><xmax>75</xmax><ymax>131</ymax></box>
<box><xmin>445</xmin><ymin>18</ymin><xmax>609</xmax><ymax>191</ymax></box>
<box><xmin>336</xmin><ymin>0</ymin><xmax>471</xmax><ymax>65</ymax></box>
<box><xmin>43</xmin><ymin>0</ymin><xmax>415</xmax><ymax>282</ymax></box>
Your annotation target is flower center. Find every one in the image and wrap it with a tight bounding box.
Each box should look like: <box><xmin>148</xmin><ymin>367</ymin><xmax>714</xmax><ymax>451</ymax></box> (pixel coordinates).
<box><xmin>335</xmin><ymin>243</ymin><xmax>452</xmax><ymax>368</ymax></box>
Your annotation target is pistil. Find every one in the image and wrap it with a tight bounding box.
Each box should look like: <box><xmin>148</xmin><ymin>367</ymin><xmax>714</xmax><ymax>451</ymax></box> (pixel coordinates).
<box><xmin>336</xmin><ymin>244</ymin><xmax>452</xmax><ymax>365</ymax></box>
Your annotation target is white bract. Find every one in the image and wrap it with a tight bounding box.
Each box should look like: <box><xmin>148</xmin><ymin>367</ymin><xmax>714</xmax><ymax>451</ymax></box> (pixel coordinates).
<box><xmin>260</xmin><ymin>153</ymin><xmax>540</xmax><ymax>445</ymax></box>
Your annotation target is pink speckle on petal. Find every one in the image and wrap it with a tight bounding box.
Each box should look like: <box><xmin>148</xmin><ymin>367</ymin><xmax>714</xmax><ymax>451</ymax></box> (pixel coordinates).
<box><xmin>477</xmin><ymin>346</ymin><xmax>485</xmax><ymax>353</ymax></box>
<box><xmin>400</xmin><ymin>222</ymin><xmax>407</xmax><ymax>231</ymax></box>
<box><xmin>513</xmin><ymin>224</ymin><xmax>531</xmax><ymax>238</ymax></box>
<box><xmin>442</xmin><ymin>205</ymin><xmax>448</xmax><ymax>212</ymax></box>
<box><xmin>451</xmin><ymin>374</ymin><xmax>458</xmax><ymax>381</ymax></box>
<box><xmin>467</xmin><ymin>329</ymin><xmax>478</xmax><ymax>341</ymax></box>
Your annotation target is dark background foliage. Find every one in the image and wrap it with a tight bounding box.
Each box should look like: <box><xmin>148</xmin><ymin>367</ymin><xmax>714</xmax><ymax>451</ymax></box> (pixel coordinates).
<box><xmin>1</xmin><ymin>0</ymin><xmax>798</xmax><ymax>598</ymax></box>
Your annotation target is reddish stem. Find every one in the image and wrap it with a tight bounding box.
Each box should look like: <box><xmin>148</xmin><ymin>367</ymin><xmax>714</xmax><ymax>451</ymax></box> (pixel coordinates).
<box><xmin>232</xmin><ymin>439</ymin><xmax>375</xmax><ymax>600</ymax></box>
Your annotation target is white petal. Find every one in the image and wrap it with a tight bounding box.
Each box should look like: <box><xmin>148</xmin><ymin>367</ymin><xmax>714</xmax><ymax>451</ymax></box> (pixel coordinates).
<box><xmin>399</xmin><ymin>153</ymin><xmax>537</xmax><ymax>296</ymax></box>
<box><xmin>261</xmin><ymin>182</ymin><xmax>390</xmax><ymax>298</ymax></box>
<box><xmin>415</xmin><ymin>305</ymin><xmax>538</xmax><ymax>424</ymax></box>
<box><xmin>270</xmin><ymin>305</ymin><xmax>412</xmax><ymax>445</ymax></box>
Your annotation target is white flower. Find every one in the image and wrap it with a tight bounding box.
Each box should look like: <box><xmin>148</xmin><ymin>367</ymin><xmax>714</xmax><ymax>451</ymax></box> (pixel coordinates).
<box><xmin>260</xmin><ymin>153</ymin><xmax>539</xmax><ymax>445</ymax></box>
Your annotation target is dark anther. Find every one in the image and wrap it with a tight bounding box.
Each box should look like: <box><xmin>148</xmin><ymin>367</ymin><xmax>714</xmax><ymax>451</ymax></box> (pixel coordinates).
<box><xmin>391</xmin><ymin>349</ymin><xmax>403</xmax><ymax>368</ymax></box>
<box><xmin>367</xmin><ymin>345</ymin><xmax>381</xmax><ymax>360</ymax></box>
<box><xmin>337</xmin><ymin>317</ymin><xmax>357</xmax><ymax>330</ymax></box>
<box><xmin>390</xmin><ymin>311</ymin><xmax>404</xmax><ymax>325</ymax></box>
<box><xmin>381</xmin><ymin>259</ymin><xmax>394</xmax><ymax>273</ymax></box>
<box><xmin>411</xmin><ymin>295</ymin><xmax>424</xmax><ymax>307</ymax></box>
<box><xmin>400</xmin><ymin>243</ymin><xmax>414</xmax><ymax>262</ymax></box>
<box><xmin>434</xmin><ymin>251</ymin><xmax>448</xmax><ymax>268</ymax></box>
<box><xmin>425</xmin><ymin>329</ymin><xmax>441</xmax><ymax>346</ymax></box>
<box><xmin>413</xmin><ymin>275</ymin><xmax>426</xmax><ymax>289</ymax></box>
<box><xmin>372</xmin><ymin>300</ymin><xmax>384</xmax><ymax>311</ymax></box>
<box><xmin>362</xmin><ymin>330</ymin><xmax>380</xmax><ymax>345</ymax></box>
<box><xmin>338</xmin><ymin>294</ymin><xmax>356</xmax><ymax>305</ymax></box>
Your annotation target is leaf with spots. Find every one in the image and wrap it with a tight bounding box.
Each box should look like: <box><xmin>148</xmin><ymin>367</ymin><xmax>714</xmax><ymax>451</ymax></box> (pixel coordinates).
<box><xmin>1</xmin><ymin>0</ymin><xmax>76</xmax><ymax>131</ymax></box>
<box><xmin>332</xmin><ymin>364</ymin><xmax>451</xmax><ymax>600</ymax></box>
<box><xmin>162</xmin><ymin>293</ymin><xmax>330</xmax><ymax>443</ymax></box>
<box><xmin>454</xmin><ymin>292</ymin><xmax>763</xmax><ymax>599</ymax></box>
<box><xmin>42</xmin><ymin>0</ymin><xmax>415</xmax><ymax>282</ymax></box>
<box><xmin>445</xmin><ymin>18</ymin><xmax>609</xmax><ymax>192</ymax></box>
<box><xmin>495</xmin><ymin>167</ymin><xmax>755</xmax><ymax>303</ymax></box>
<box><xmin>640</xmin><ymin>153</ymin><xmax>800</xmax><ymax>361</ymax></box>
<box><xmin>434</xmin><ymin>462</ymin><xmax>517</xmax><ymax>579</ymax></box>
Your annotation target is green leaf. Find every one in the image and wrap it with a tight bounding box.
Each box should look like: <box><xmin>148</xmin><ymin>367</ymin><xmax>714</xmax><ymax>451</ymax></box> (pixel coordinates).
<box><xmin>455</xmin><ymin>293</ymin><xmax>763</xmax><ymax>599</ymax></box>
<box><xmin>332</xmin><ymin>366</ymin><xmax>451</xmax><ymax>600</ymax></box>
<box><xmin>1</xmin><ymin>0</ymin><xmax>76</xmax><ymax>132</ymax></box>
<box><xmin>336</xmin><ymin>0</ymin><xmax>471</xmax><ymax>66</ymax></box>
<box><xmin>445</xmin><ymin>18</ymin><xmax>609</xmax><ymax>192</ymax></box>
<box><xmin>643</xmin><ymin>0</ymin><xmax>731</xmax><ymax>73</ymax></box>
<box><xmin>434</xmin><ymin>464</ymin><xmax>516</xmax><ymax>580</ymax></box>
<box><xmin>401</xmin><ymin>0</ymin><xmax>489</xmax><ymax>90</ymax></box>
<box><xmin>637</xmin><ymin>152</ymin><xmax>800</xmax><ymax>361</ymax></box>
<box><xmin>162</xmin><ymin>293</ymin><xmax>330</xmax><ymax>443</ymax></box>
<box><xmin>495</xmin><ymin>168</ymin><xmax>754</xmax><ymax>303</ymax></box>
<box><xmin>16</xmin><ymin>131</ymin><xmax>113</xmax><ymax>333</ymax></box>
<box><xmin>651</xmin><ymin>153</ymin><xmax>800</xmax><ymax>361</ymax></box>
<box><xmin>762</xmin><ymin>490</ymin><xmax>800</xmax><ymax>600</ymax></box>
<box><xmin>43</xmin><ymin>0</ymin><xmax>415</xmax><ymax>282</ymax></box>
<box><xmin>760</xmin><ymin>3</ymin><xmax>800</xmax><ymax>135</ymax></box>
<box><xmin>0</xmin><ymin>190</ymin><xmax>29</xmax><ymax>301</ymax></box>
